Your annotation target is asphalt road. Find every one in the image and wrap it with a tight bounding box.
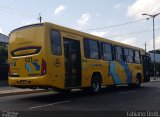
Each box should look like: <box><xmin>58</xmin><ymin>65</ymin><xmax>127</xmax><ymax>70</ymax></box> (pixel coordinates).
<box><xmin>0</xmin><ymin>82</ymin><xmax>160</xmax><ymax>116</ymax></box>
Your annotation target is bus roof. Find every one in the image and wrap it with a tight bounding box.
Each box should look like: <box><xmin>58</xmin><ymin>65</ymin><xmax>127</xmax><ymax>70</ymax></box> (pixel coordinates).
<box><xmin>9</xmin><ymin>23</ymin><xmax>44</xmax><ymax>35</ymax></box>
<box><xmin>46</xmin><ymin>22</ymin><xmax>145</xmax><ymax>52</ymax></box>
<box><xmin>10</xmin><ymin>22</ymin><xmax>145</xmax><ymax>52</ymax></box>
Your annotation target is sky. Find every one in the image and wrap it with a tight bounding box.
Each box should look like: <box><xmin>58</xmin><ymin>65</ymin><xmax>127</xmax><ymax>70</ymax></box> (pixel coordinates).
<box><xmin>0</xmin><ymin>0</ymin><xmax>160</xmax><ymax>51</ymax></box>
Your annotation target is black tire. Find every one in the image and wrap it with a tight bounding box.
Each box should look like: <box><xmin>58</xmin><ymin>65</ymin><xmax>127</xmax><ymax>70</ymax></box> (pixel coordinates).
<box><xmin>136</xmin><ymin>74</ymin><xmax>142</xmax><ymax>88</ymax></box>
<box><xmin>90</xmin><ymin>76</ymin><xmax>101</xmax><ymax>94</ymax></box>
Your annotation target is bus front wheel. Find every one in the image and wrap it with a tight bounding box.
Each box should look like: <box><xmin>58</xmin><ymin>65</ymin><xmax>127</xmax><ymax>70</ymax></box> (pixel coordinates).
<box><xmin>90</xmin><ymin>76</ymin><xmax>101</xmax><ymax>94</ymax></box>
<box><xmin>136</xmin><ymin>74</ymin><xmax>142</xmax><ymax>88</ymax></box>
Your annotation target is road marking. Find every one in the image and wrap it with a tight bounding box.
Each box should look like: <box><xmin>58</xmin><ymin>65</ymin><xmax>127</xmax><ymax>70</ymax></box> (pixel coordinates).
<box><xmin>120</xmin><ymin>91</ymin><xmax>137</xmax><ymax>94</ymax></box>
<box><xmin>28</xmin><ymin>100</ymin><xmax>70</xmax><ymax>110</ymax></box>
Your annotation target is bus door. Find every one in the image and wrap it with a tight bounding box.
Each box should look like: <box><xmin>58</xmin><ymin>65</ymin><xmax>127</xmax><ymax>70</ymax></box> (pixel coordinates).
<box><xmin>64</xmin><ymin>38</ymin><xmax>81</xmax><ymax>87</ymax></box>
<box><xmin>142</xmin><ymin>54</ymin><xmax>151</xmax><ymax>82</ymax></box>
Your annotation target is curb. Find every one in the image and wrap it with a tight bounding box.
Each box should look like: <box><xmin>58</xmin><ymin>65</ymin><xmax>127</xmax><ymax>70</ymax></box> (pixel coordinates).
<box><xmin>0</xmin><ymin>90</ymin><xmax>49</xmax><ymax>97</ymax></box>
<box><xmin>150</xmin><ymin>80</ymin><xmax>160</xmax><ymax>82</ymax></box>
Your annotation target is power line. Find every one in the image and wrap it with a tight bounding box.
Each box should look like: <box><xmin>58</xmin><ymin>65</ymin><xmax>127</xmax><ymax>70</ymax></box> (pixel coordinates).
<box><xmin>0</xmin><ymin>4</ymin><xmax>37</xmax><ymax>18</ymax></box>
<box><xmin>82</xmin><ymin>18</ymin><xmax>149</xmax><ymax>31</ymax></box>
<box><xmin>0</xmin><ymin>4</ymin><xmax>49</xmax><ymax>22</ymax></box>
<box><xmin>107</xmin><ymin>27</ymin><xmax>160</xmax><ymax>38</ymax></box>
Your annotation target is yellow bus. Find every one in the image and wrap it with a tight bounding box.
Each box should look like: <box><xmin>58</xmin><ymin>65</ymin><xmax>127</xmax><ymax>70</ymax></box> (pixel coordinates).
<box><xmin>8</xmin><ymin>22</ymin><xmax>150</xmax><ymax>93</ymax></box>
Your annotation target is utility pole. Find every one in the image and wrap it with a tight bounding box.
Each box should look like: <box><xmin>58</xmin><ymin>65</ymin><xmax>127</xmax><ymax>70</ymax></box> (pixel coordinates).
<box><xmin>142</xmin><ymin>13</ymin><xmax>160</xmax><ymax>80</ymax></box>
<box><xmin>38</xmin><ymin>13</ymin><xmax>42</xmax><ymax>23</ymax></box>
<box><xmin>144</xmin><ymin>42</ymin><xmax>147</xmax><ymax>52</ymax></box>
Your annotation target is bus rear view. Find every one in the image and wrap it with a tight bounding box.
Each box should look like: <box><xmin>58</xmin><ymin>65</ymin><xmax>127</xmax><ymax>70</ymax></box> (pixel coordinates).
<box><xmin>8</xmin><ymin>24</ymin><xmax>49</xmax><ymax>89</ymax></box>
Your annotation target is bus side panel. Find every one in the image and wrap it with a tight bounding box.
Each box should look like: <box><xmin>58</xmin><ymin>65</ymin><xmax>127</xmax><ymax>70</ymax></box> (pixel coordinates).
<box><xmin>103</xmin><ymin>62</ymin><xmax>140</xmax><ymax>85</ymax></box>
<box><xmin>45</xmin><ymin>26</ymin><xmax>65</xmax><ymax>89</ymax></box>
<box><xmin>115</xmin><ymin>62</ymin><xmax>127</xmax><ymax>84</ymax></box>
<box><xmin>46</xmin><ymin>52</ymin><xmax>65</xmax><ymax>89</ymax></box>
<box><xmin>81</xmin><ymin>41</ymin><xmax>91</xmax><ymax>87</ymax></box>
<box><xmin>81</xmin><ymin>59</ymin><xmax>103</xmax><ymax>87</ymax></box>
<box><xmin>132</xmin><ymin>64</ymin><xmax>143</xmax><ymax>83</ymax></box>
<box><xmin>101</xmin><ymin>61</ymin><xmax>114</xmax><ymax>86</ymax></box>
<box><xmin>48</xmin><ymin>56</ymin><xmax>65</xmax><ymax>89</ymax></box>
<box><xmin>101</xmin><ymin>61</ymin><xmax>109</xmax><ymax>85</ymax></box>
<box><xmin>104</xmin><ymin>61</ymin><xmax>131</xmax><ymax>85</ymax></box>
<box><xmin>81</xmin><ymin>59</ymin><xmax>135</xmax><ymax>87</ymax></box>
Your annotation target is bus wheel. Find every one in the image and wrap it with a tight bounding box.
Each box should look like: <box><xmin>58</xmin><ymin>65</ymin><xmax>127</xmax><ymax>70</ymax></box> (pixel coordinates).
<box><xmin>90</xmin><ymin>76</ymin><xmax>101</xmax><ymax>94</ymax></box>
<box><xmin>136</xmin><ymin>74</ymin><xmax>142</xmax><ymax>88</ymax></box>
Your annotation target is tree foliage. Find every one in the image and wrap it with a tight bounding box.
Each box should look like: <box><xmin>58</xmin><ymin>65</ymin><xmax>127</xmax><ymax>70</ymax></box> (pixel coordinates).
<box><xmin>148</xmin><ymin>49</ymin><xmax>160</xmax><ymax>54</ymax></box>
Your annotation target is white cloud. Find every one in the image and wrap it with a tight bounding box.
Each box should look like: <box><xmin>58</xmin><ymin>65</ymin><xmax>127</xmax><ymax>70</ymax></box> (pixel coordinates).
<box><xmin>77</xmin><ymin>13</ymin><xmax>91</xmax><ymax>26</ymax></box>
<box><xmin>127</xmin><ymin>0</ymin><xmax>160</xmax><ymax>19</ymax></box>
<box><xmin>121</xmin><ymin>37</ymin><xmax>137</xmax><ymax>46</ymax></box>
<box><xmin>113</xmin><ymin>36</ymin><xmax>137</xmax><ymax>46</ymax></box>
<box><xmin>54</xmin><ymin>5</ymin><xmax>66</xmax><ymax>15</ymax></box>
<box><xmin>90</xmin><ymin>31</ymin><xmax>137</xmax><ymax>47</ymax></box>
<box><xmin>90</xmin><ymin>31</ymin><xmax>107</xmax><ymax>37</ymax></box>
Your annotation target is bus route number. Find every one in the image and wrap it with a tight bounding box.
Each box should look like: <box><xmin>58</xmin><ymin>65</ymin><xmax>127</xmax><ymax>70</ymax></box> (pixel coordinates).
<box><xmin>25</xmin><ymin>57</ymin><xmax>32</xmax><ymax>62</ymax></box>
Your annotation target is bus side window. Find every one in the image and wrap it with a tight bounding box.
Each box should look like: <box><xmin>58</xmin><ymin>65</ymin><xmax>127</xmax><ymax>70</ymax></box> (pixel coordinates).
<box><xmin>101</xmin><ymin>42</ymin><xmax>113</xmax><ymax>61</ymax></box>
<box><xmin>115</xmin><ymin>46</ymin><xmax>124</xmax><ymax>62</ymax></box>
<box><xmin>83</xmin><ymin>38</ymin><xmax>90</xmax><ymax>58</ymax></box>
<box><xmin>84</xmin><ymin>38</ymin><xmax>101</xmax><ymax>59</ymax></box>
<box><xmin>124</xmin><ymin>48</ymin><xmax>129</xmax><ymax>62</ymax></box>
<box><xmin>128</xmin><ymin>49</ymin><xmax>134</xmax><ymax>63</ymax></box>
<box><xmin>134</xmin><ymin>50</ymin><xmax>141</xmax><ymax>64</ymax></box>
<box><xmin>124</xmin><ymin>48</ymin><xmax>134</xmax><ymax>63</ymax></box>
<box><xmin>50</xmin><ymin>30</ymin><xmax>62</xmax><ymax>55</ymax></box>
<box><xmin>89</xmin><ymin>39</ymin><xmax>100</xmax><ymax>59</ymax></box>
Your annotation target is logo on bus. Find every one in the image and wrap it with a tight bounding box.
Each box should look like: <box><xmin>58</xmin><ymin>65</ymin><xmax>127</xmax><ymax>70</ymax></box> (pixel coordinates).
<box><xmin>55</xmin><ymin>58</ymin><xmax>61</xmax><ymax>67</ymax></box>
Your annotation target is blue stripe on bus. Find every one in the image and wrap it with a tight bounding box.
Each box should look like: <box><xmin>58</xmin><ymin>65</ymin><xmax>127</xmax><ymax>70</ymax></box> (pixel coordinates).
<box><xmin>120</xmin><ymin>62</ymin><xmax>132</xmax><ymax>83</ymax></box>
<box><xmin>109</xmin><ymin>62</ymin><xmax>121</xmax><ymax>84</ymax></box>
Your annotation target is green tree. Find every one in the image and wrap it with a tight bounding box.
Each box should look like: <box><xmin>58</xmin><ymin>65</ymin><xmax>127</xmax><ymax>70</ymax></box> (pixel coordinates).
<box><xmin>148</xmin><ymin>49</ymin><xmax>160</xmax><ymax>54</ymax></box>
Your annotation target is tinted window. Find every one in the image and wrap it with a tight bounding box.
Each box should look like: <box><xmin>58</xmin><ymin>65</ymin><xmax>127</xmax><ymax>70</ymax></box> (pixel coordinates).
<box><xmin>102</xmin><ymin>42</ymin><xmax>113</xmax><ymax>61</ymax></box>
<box><xmin>124</xmin><ymin>48</ymin><xmax>134</xmax><ymax>63</ymax></box>
<box><xmin>135</xmin><ymin>50</ymin><xmax>141</xmax><ymax>63</ymax></box>
<box><xmin>50</xmin><ymin>30</ymin><xmax>62</xmax><ymax>55</ymax></box>
<box><xmin>129</xmin><ymin>49</ymin><xmax>133</xmax><ymax>56</ymax></box>
<box><xmin>115</xmin><ymin>46</ymin><xmax>124</xmax><ymax>62</ymax></box>
<box><xmin>84</xmin><ymin>39</ymin><xmax>90</xmax><ymax>58</ymax></box>
<box><xmin>84</xmin><ymin>38</ymin><xmax>100</xmax><ymax>59</ymax></box>
<box><xmin>128</xmin><ymin>49</ymin><xmax>134</xmax><ymax>63</ymax></box>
